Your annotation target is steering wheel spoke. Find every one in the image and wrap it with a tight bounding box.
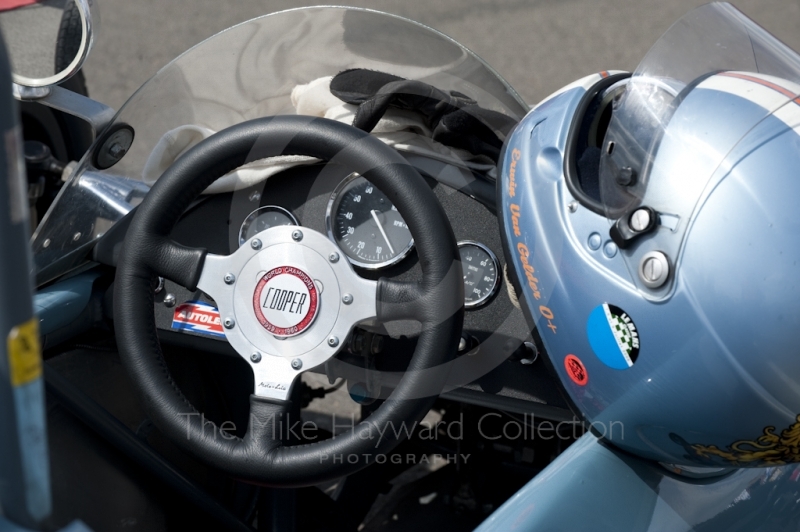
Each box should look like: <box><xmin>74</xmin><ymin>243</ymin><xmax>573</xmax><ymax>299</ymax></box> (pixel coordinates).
<box><xmin>376</xmin><ymin>279</ymin><xmax>425</xmax><ymax>321</ymax></box>
<box><xmin>194</xmin><ymin>252</ymin><xmax>235</xmax><ymax>305</ymax></box>
<box><xmin>144</xmin><ymin>237</ymin><xmax>207</xmax><ymax>290</ymax></box>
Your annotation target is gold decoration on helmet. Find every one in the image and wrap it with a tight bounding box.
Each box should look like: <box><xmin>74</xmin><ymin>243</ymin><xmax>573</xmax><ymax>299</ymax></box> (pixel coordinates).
<box><xmin>690</xmin><ymin>415</ymin><xmax>800</xmax><ymax>466</ymax></box>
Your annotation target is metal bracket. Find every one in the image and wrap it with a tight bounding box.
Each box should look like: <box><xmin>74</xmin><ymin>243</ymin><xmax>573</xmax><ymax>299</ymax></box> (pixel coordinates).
<box><xmin>13</xmin><ymin>84</ymin><xmax>117</xmax><ymax>137</ymax></box>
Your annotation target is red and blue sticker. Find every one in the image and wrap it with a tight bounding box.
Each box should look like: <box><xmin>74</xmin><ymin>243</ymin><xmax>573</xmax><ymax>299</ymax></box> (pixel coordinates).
<box><xmin>172</xmin><ymin>300</ymin><xmax>226</xmax><ymax>338</ymax></box>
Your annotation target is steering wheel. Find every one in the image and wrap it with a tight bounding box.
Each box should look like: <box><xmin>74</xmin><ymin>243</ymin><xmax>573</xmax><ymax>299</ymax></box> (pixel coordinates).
<box><xmin>114</xmin><ymin>116</ymin><xmax>464</xmax><ymax>486</ymax></box>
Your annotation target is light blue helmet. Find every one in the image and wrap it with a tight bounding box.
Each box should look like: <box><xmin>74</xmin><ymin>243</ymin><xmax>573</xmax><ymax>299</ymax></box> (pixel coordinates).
<box><xmin>500</xmin><ymin>2</ymin><xmax>800</xmax><ymax>471</ymax></box>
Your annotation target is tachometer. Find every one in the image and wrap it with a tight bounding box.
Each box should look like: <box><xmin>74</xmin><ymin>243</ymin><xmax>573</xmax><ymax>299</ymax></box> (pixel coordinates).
<box><xmin>458</xmin><ymin>241</ymin><xmax>500</xmax><ymax>309</ymax></box>
<box><xmin>326</xmin><ymin>173</ymin><xmax>414</xmax><ymax>269</ymax></box>
<box><xmin>239</xmin><ymin>205</ymin><xmax>298</xmax><ymax>247</ymax></box>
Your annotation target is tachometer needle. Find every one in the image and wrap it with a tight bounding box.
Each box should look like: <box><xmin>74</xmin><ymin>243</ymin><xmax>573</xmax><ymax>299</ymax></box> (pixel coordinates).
<box><xmin>371</xmin><ymin>209</ymin><xmax>395</xmax><ymax>255</ymax></box>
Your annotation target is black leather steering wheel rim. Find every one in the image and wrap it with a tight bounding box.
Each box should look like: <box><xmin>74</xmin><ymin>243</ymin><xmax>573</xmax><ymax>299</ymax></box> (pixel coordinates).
<box><xmin>114</xmin><ymin>115</ymin><xmax>463</xmax><ymax>486</ymax></box>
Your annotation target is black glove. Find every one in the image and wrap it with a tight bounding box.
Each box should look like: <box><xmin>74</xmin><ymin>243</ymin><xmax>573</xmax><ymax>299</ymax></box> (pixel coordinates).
<box><xmin>330</xmin><ymin>68</ymin><xmax>517</xmax><ymax>162</ymax></box>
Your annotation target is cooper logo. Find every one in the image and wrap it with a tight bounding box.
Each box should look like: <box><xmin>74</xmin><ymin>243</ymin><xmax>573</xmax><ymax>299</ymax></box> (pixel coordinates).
<box><xmin>253</xmin><ymin>266</ymin><xmax>319</xmax><ymax>337</ymax></box>
<box><xmin>262</xmin><ymin>287</ymin><xmax>307</xmax><ymax>315</ymax></box>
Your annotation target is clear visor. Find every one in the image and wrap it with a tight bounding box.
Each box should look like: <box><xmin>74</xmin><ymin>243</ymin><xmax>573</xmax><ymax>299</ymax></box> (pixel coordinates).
<box><xmin>31</xmin><ymin>6</ymin><xmax>527</xmax><ymax>285</ymax></box>
<box><xmin>598</xmin><ymin>2</ymin><xmax>800</xmax><ymax>297</ymax></box>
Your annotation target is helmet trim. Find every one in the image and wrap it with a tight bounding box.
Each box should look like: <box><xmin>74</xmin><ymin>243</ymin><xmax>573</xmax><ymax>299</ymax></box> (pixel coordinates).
<box><xmin>563</xmin><ymin>73</ymin><xmax>630</xmax><ymax>216</ymax></box>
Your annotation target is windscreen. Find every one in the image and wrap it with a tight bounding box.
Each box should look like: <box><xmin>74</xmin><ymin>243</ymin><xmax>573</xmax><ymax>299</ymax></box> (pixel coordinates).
<box><xmin>598</xmin><ymin>2</ymin><xmax>800</xmax><ymax>297</ymax></box>
<box><xmin>32</xmin><ymin>6</ymin><xmax>528</xmax><ymax>284</ymax></box>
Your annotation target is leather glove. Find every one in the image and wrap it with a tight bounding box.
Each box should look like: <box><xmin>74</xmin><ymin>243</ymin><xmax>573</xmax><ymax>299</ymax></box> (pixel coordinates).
<box><xmin>330</xmin><ymin>68</ymin><xmax>517</xmax><ymax>162</ymax></box>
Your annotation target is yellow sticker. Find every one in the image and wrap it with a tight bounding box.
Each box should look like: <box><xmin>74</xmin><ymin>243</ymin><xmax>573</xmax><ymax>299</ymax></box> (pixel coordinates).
<box><xmin>7</xmin><ymin>317</ymin><xmax>42</xmax><ymax>387</ymax></box>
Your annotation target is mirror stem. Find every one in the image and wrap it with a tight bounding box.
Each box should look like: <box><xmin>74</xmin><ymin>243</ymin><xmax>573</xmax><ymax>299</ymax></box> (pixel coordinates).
<box><xmin>13</xmin><ymin>83</ymin><xmax>116</xmax><ymax>137</ymax></box>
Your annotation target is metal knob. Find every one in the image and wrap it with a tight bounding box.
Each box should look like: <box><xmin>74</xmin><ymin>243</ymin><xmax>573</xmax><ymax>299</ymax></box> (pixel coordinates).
<box><xmin>639</xmin><ymin>251</ymin><xmax>670</xmax><ymax>289</ymax></box>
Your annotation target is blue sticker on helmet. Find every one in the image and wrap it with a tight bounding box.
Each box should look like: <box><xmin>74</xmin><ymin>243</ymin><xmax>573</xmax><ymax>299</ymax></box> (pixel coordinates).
<box><xmin>587</xmin><ymin>304</ymin><xmax>640</xmax><ymax>369</ymax></box>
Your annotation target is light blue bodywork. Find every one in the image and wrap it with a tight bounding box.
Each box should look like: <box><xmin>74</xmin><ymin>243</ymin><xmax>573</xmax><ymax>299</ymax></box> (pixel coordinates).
<box><xmin>477</xmin><ymin>433</ymin><xmax>800</xmax><ymax>531</ymax></box>
<box><xmin>34</xmin><ymin>271</ymin><xmax>99</xmax><ymax>336</ymax></box>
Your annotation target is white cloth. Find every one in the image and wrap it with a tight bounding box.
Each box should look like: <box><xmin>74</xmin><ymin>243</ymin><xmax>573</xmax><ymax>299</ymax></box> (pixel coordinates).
<box><xmin>141</xmin><ymin>124</ymin><xmax>318</xmax><ymax>194</ymax></box>
<box><xmin>142</xmin><ymin>76</ymin><xmax>494</xmax><ymax>194</ymax></box>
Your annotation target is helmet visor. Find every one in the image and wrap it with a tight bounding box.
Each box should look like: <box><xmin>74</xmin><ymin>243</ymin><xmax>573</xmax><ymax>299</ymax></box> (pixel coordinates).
<box><xmin>598</xmin><ymin>2</ymin><xmax>800</xmax><ymax>297</ymax></box>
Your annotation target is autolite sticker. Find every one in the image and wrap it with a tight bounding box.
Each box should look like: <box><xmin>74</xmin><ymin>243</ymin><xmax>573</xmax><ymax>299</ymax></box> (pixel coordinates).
<box><xmin>172</xmin><ymin>301</ymin><xmax>226</xmax><ymax>338</ymax></box>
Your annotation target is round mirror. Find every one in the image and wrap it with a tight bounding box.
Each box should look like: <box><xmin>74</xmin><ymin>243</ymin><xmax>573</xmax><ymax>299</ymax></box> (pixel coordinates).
<box><xmin>0</xmin><ymin>0</ymin><xmax>93</xmax><ymax>88</ymax></box>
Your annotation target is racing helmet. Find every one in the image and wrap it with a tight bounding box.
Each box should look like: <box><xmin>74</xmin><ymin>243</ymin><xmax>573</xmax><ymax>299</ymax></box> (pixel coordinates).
<box><xmin>500</xmin><ymin>2</ymin><xmax>800</xmax><ymax>470</ymax></box>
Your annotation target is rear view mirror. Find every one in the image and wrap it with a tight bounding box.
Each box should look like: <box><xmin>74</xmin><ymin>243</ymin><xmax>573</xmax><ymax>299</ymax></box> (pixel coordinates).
<box><xmin>0</xmin><ymin>0</ymin><xmax>94</xmax><ymax>88</ymax></box>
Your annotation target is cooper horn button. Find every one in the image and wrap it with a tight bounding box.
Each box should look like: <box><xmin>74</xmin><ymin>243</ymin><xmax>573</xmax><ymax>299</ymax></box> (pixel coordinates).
<box><xmin>252</xmin><ymin>266</ymin><xmax>320</xmax><ymax>337</ymax></box>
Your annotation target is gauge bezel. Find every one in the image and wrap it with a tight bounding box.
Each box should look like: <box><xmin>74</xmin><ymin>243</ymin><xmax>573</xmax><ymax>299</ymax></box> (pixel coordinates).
<box><xmin>325</xmin><ymin>172</ymin><xmax>415</xmax><ymax>270</ymax></box>
<box><xmin>458</xmin><ymin>240</ymin><xmax>501</xmax><ymax>309</ymax></box>
<box><xmin>238</xmin><ymin>205</ymin><xmax>299</xmax><ymax>247</ymax></box>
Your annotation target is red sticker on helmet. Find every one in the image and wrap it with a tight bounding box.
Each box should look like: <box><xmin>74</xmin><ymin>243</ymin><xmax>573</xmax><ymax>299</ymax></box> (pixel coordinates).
<box><xmin>564</xmin><ymin>354</ymin><xmax>588</xmax><ymax>386</ymax></box>
<box><xmin>252</xmin><ymin>266</ymin><xmax>319</xmax><ymax>337</ymax></box>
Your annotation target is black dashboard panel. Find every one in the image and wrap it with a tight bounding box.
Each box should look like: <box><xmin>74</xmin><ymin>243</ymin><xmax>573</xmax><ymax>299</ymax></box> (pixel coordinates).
<box><xmin>143</xmin><ymin>159</ymin><xmax>570</xmax><ymax>417</ymax></box>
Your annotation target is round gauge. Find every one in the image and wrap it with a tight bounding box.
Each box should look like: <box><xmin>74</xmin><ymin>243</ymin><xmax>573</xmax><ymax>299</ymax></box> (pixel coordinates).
<box><xmin>458</xmin><ymin>241</ymin><xmax>500</xmax><ymax>309</ymax></box>
<box><xmin>326</xmin><ymin>173</ymin><xmax>414</xmax><ymax>269</ymax></box>
<box><xmin>238</xmin><ymin>205</ymin><xmax>298</xmax><ymax>247</ymax></box>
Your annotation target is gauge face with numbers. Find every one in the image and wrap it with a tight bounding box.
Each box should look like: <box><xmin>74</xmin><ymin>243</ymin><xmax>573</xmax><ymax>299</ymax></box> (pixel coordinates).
<box><xmin>458</xmin><ymin>241</ymin><xmax>500</xmax><ymax>308</ymax></box>
<box><xmin>326</xmin><ymin>174</ymin><xmax>414</xmax><ymax>269</ymax></box>
<box><xmin>239</xmin><ymin>206</ymin><xmax>298</xmax><ymax>247</ymax></box>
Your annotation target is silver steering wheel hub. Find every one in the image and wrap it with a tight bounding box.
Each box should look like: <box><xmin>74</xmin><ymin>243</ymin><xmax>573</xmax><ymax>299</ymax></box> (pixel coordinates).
<box><xmin>196</xmin><ymin>225</ymin><xmax>377</xmax><ymax>400</ymax></box>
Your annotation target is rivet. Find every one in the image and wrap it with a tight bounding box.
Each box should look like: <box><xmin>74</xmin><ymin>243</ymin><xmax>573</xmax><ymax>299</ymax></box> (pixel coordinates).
<box><xmin>163</xmin><ymin>293</ymin><xmax>176</xmax><ymax>307</ymax></box>
<box><xmin>223</xmin><ymin>317</ymin><xmax>235</xmax><ymax>329</ymax></box>
<box><xmin>292</xmin><ymin>230</ymin><xmax>303</xmax><ymax>242</ymax></box>
<box><xmin>224</xmin><ymin>273</ymin><xmax>235</xmax><ymax>285</ymax></box>
<box><xmin>342</xmin><ymin>293</ymin><xmax>353</xmax><ymax>305</ymax></box>
<box><xmin>568</xmin><ymin>201</ymin><xmax>579</xmax><ymax>213</ymax></box>
<box><xmin>291</xmin><ymin>358</ymin><xmax>303</xmax><ymax>370</ymax></box>
<box><xmin>588</xmin><ymin>232</ymin><xmax>602</xmax><ymax>251</ymax></box>
<box><xmin>329</xmin><ymin>252</ymin><xmax>340</xmax><ymax>263</ymax></box>
<box><xmin>251</xmin><ymin>238</ymin><xmax>262</xmax><ymax>250</ymax></box>
<box><xmin>603</xmin><ymin>241</ymin><xmax>618</xmax><ymax>258</ymax></box>
<box><xmin>327</xmin><ymin>336</ymin><xmax>339</xmax><ymax>347</ymax></box>
<box><xmin>250</xmin><ymin>352</ymin><xmax>262</xmax><ymax>363</ymax></box>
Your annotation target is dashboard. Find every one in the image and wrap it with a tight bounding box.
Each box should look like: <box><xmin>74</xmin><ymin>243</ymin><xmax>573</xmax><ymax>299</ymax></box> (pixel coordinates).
<box><xmin>237</xmin><ymin>174</ymin><xmax>501</xmax><ymax>307</ymax></box>
<box><xmin>108</xmin><ymin>155</ymin><xmax>571</xmax><ymax>418</ymax></box>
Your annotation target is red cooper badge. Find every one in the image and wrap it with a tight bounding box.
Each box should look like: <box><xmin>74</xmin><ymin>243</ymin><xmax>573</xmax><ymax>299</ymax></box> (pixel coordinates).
<box><xmin>253</xmin><ymin>266</ymin><xmax>319</xmax><ymax>337</ymax></box>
